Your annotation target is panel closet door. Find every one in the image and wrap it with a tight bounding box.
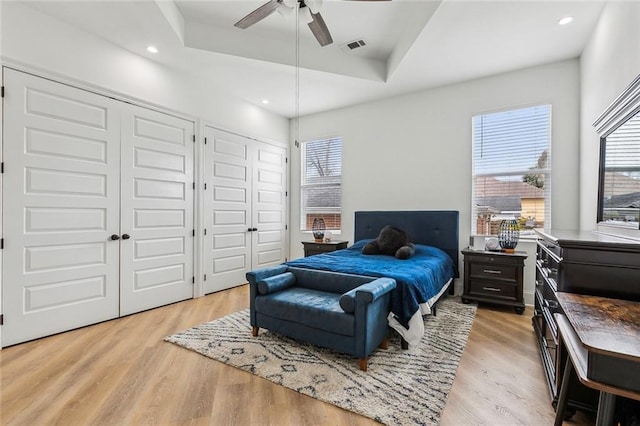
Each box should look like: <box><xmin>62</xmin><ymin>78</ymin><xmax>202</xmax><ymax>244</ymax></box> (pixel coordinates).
<box><xmin>2</xmin><ymin>69</ymin><xmax>121</xmax><ymax>346</ymax></box>
<box><xmin>251</xmin><ymin>142</ymin><xmax>287</xmax><ymax>269</ymax></box>
<box><xmin>203</xmin><ymin>126</ymin><xmax>287</xmax><ymax>294</ymax></box>
<box><xmin>203</xmin><ymin>127</ymin><xmax>252</xmax><ymax>294</ymax></box>
<box><xmin>119</xmin><ymin>104</ymin><xmax>194</xmax><ymax>316</ymax></box>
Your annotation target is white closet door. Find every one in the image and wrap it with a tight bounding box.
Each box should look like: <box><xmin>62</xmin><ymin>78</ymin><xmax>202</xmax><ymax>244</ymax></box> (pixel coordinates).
<box><xmin>119</xmin><ymin>104</ymin><xmax>194</xmax><ymax>316</ymax></box>
<box><xmin>2</xmin><ymin>69</ymin><xmax>121</xmax><ymax>346</ymax></box>
<box><xmin>203</xmin><ymin>127</ymin><xmax>252</xmax><ymax>294</ymax></box>
<box><xmin>252</xmin><ymin>142</ymin><xmax>287</xmax><ymax>269</ymax></box>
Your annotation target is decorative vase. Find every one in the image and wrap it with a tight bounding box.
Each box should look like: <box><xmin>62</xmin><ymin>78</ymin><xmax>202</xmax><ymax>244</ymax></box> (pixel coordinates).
<box><xmin>498</xmin><ymin>219</ymin><xmax>520</xmax><ymax>252</ymax></box>
<box><xmin>312</xmin><ymin>218</ymin><xmax>326</xmax><ymax>242</ymax></box>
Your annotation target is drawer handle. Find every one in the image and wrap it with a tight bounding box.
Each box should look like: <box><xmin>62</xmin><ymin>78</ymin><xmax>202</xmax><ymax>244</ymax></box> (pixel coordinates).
<box><xmin>542</xmin><ymin>339</ymin><xmax>556</xmax><ymax>351</ymax></box>
<box><xmin>482</xmin><ymin>286</ymin><xmax>502</xmax><ymax>292</ymax></box>
<box><xmin>483</xmin><ymin>269</ymin><xmax>502</xmax><ymax>274</ymax></box>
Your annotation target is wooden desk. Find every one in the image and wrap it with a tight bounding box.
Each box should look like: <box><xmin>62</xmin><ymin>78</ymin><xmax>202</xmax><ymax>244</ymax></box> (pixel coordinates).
<box><xmin>554</xmin><ymin>293</ymin><xmax>640</xmax><ymax>426</ymax></box>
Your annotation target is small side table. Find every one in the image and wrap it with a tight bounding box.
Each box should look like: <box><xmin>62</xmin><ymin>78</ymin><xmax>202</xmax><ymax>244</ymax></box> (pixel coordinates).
<box><xmin>553</xmin><ymin>293</ymin><xmax>640</xmax><ymax>426</ymax></box>
<box><xmin>302</xmin><ymin>240</ymin><xmax>348</xmax><ymax>257</ymax></box>
<box><xmin>461</xmin><ymin>247</ymin><xmax>527</xmax><ymax>314</ymax></box>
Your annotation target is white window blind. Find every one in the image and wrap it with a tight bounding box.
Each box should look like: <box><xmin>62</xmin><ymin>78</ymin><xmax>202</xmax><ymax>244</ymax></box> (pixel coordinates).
<box><xmin>599</xmin><ymin>110</ymin><xmax>640</xmax><ymax>226</ymax></box>
<box><xmin>472</xmin><ymin>105</ymin><xmax>551</xmax><ymax>235</ymax></box>
<box><xmin>301</xmin><ymin>137</ymin><xmax>342</xmax><ymax>231</ymax></box>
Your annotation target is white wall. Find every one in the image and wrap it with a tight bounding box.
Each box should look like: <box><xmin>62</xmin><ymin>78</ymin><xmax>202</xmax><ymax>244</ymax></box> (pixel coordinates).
<box><xmin>0</xmin><ymin>0</ymin><xmax>3</xmax><ymax>336</ymax></box>
<box><xmin>579</xmin><ymin>1</ymin><xmax>640</xmax><ymax>235</ymax></box>
<box><xmin>290</xmin><ymin>60</ymin><xmax>581</xmax><ymax>299</ymax></box>
<box><xmin>0</xmin><ymin>2</ymin><xmax>289</xmax><ymax>143</ymax></box>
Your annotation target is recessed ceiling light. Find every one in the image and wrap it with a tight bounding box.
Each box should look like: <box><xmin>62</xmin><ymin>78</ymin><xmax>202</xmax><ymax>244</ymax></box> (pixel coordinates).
<box><xmin>261</xmin><ymin>99</ymin><xmax>269</xmax><ymax>105</ymax></box>
<box><xmin>558</xmin><ymin>16</ymin><xmax>574</xmax><ymax>25</ymax></box>
<box><xmin>146</xmin><ymin>45</ymin><xmax>159</xmax><ymax>53</ymax></box>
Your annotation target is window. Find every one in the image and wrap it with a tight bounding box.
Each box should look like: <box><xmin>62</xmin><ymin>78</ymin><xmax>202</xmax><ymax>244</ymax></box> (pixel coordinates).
<box><xmin>472</xmin><ymin>105</ymin><xmax>551</xmax><ymax>236</ymax></box>
<box><xmin>301</xmin><ymin>137</ymin><xmax>342</xmax><ymax>231</ymax></box>
<box><xmin>597</xmin><ymin>109</ymin><xmax>640</xmax><ymax>228</ymax></box>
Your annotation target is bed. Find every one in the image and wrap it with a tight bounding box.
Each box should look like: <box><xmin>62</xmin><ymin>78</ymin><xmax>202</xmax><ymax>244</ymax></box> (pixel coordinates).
<box><xmin>286</xmin><ymin>210</ymin><xmax>459</xmax><ymax>346</ymax></box>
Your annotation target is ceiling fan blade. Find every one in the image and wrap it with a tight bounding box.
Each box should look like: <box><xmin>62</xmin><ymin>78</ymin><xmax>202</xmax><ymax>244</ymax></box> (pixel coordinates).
<box><xmin>308</xmin><ymin>11</ymin><xmax>333</xmax><ymax>47</ymax></box>
<box><xmin>306</xmin><ymin>0</ymin><xmax>323</xmax><ymax>14</ymax></box>
<box><xmin>234</xmin><ymin>0</ymin><xmax>281</xmax><ymax>29</ymax></box>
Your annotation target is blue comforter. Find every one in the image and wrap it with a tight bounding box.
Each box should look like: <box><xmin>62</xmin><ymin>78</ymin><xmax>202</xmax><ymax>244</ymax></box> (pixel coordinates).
<box><xmin>286</xmin><ymin>240</ymin><xmax>455</xmax><ymax>328</ymax></box>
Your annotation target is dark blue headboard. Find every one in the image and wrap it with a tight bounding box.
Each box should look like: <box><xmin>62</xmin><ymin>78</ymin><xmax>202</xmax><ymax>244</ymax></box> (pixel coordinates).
<box><xmin>354</xmin><ymin>210</ymin><xmax>460</xmax><ymax>277</ymax></box>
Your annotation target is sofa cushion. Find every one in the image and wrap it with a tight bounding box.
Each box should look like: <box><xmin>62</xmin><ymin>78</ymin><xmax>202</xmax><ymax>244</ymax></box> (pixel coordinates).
<box><xmin>255</xmin><ymin>288</ymin><xmax>354</xmax><ymax>337</ymax></box>
<box><xmin>258</xmin><ymin>272</ymin><xmax>296</xmax><ymax>295</ymax></box>
<box><xmin>339</xmin><ymin>289</ymin><xmax>357</xmax><ymax>313</ymax></box>
<box><xmin>287</xmin><ymin>267</ymin><xmax>374</xmax><ymax>294</ymax></box>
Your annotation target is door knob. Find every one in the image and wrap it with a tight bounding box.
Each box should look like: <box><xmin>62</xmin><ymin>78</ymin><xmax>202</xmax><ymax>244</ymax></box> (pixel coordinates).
<box><xmin>121</xmin><ymin>234</ymin><xmax>131</xmax><ymax>240</ymax></box>
<box><xmin>247</xmin><ymin>228</ymin><xmax>253</xmax><ymax>232</ymax></box>
<box><xmin>110</xmin><ymin>234</ymin><xmax>120</xmax><ymax>240</ymax></box>
<box><xmin>252</xmin><ymin>227</ymin><xmax>258</xmax><ymax>232</ymax></box>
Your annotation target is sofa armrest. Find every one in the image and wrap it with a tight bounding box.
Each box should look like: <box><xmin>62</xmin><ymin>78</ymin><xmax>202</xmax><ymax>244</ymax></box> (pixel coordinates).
<box><xmin>339</xmin><ymin>278</ymin><xmax>396</xmax><ymax>313</ymax></box>
<box><xmin>246</xmin><ymin>265</ymin><xmax>289</xmax><ymax>287</ymax></box>
<box><xmin>257</xmin><ymin>272</ymin><xmax>296</xmax><ymax>295</ymax></box>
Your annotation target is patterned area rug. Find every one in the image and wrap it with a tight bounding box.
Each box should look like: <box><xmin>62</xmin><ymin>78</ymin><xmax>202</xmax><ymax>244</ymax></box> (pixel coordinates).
<box><xmin>165</xmin><ymin>298</ymin><xmax>477</xmax><ymax>425</ymax></box>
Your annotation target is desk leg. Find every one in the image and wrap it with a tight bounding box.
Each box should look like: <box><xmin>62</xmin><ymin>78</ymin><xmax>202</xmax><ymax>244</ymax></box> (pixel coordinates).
<box><xmin>554</xmin><ymin>357</ymin><xmax>574</xmax><ymax>426</ymax></box>
<box><xmin>596</xmin><ymin>392</ymin><xmax>615</xmax><ymax>426</ymax></box>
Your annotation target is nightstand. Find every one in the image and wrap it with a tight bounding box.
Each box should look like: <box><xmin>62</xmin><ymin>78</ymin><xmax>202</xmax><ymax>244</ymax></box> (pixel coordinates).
<box><xmin>301</xmin><ymin>240</ymin><xmax>348</xmax><ymax>257</ymax></box>
<box><xmin>461</xmin><ymin>248</ymin><xmax>527</xmax><ymax>314</ymax></box>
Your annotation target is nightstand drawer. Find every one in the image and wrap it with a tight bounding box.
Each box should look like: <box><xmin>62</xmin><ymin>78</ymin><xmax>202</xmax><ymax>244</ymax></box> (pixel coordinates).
<box><xmin>463</xmin><ymin>252</ymin><xmax>524</xmax><ymax>266</ymax></box>
<box><xmin>469</xmin><ymin>263</ymin><xmax>517</xmax><ymax>282</ymax></box>
<box><xmin>301</xmin><ymin>240</ymin><xmax>348</xmax><ymax>257</ymax></box>
<box><xmin>468</xmin><ymin>280</ymin><xmax>517</xmax><ymax>299</ymax></box>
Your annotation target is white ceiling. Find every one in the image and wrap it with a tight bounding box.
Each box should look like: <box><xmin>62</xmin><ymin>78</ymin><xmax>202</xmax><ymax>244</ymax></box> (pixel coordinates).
<box><xmin>24</xmin><ymin>0</ymin><xmax>606</xmax><ymax>118</ymax></box>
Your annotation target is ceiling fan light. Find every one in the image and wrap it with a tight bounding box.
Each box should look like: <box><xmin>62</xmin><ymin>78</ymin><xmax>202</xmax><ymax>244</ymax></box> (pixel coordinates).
<box><xmin>276</xmin><ymin>3</ymin><xmax>294</xmax><ymax>16</ymax></box>
<box><xmin>300</xmin><ymin>6</ymin><xmax>314</xmax><ymax>24</ymax></box>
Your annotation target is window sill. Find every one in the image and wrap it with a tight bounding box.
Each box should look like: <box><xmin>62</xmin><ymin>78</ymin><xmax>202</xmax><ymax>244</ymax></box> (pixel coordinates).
<box><xmin>469</xmin><ymin>233</ymin><xmax>537</xmax><ymax>251</ymax></box>
<box><xmin>301</xmin><ymin>230</ymin><xmax>343</xmax><ymax>237</ymax></box>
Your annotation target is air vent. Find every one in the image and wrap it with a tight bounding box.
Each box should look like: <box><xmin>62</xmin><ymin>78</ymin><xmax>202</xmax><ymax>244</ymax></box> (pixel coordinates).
<box><xmin>341</xmin><ymin>39</ymin><xmax>366</xmax><ymax>52</ymax></box>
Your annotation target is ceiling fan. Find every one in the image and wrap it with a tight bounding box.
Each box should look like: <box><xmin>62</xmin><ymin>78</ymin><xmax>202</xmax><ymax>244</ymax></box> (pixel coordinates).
<box><xmin>234</xmin><ymin>0</ymin><xmax>390</xmax><ymax>47</ymax></box>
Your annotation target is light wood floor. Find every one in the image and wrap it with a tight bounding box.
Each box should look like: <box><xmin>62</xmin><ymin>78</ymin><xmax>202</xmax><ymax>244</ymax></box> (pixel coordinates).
<box><xmin>1</xmin><ymin>285</ymin><xmax>594</xmax><ymax>425</ymax></box>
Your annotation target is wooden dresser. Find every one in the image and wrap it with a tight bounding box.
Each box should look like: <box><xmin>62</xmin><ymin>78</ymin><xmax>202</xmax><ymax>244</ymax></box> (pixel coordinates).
<box><xmin>533</xmin><ymin>229</ymin><xmax>640</xmax><ymax>419</ymax></box>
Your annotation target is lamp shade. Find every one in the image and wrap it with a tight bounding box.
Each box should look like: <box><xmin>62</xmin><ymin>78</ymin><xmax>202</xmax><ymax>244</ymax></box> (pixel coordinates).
<box><xmin>312</xmin><ymin>217</ymin><xmax>326</xmax><ymax>242</ymax></box>
<box><xmin>498</xmin><ymin>219</ymin><xmax>520</xmax><ymax>252</ymax></box>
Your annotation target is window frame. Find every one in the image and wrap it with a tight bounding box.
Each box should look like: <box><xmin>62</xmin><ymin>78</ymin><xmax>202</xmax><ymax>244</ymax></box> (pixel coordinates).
<box><xmin>596</xmin><ymin>106</ymin><xmax>640</xmax><ymax>229</ymax></box>
<box><xmin>593</xmin><ymin>74</ymin><xmax>640</xmax><ymax>236</ymax></box>
<box><xmin>300</xmin><ymin>136</ymin><xmax>343</xmax><ymax>231</ymax></box>
<box><xmin>471</xmin><ymin>104</ymin><xmax>552</xmax><ymax>236</ymax></box>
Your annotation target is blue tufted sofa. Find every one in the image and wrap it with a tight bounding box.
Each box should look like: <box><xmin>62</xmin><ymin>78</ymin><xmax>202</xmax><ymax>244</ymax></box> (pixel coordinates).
<box><xmin>246</xmin><ymin>265</ymin><xmax>396</xmax><ymax>371</ymax></box>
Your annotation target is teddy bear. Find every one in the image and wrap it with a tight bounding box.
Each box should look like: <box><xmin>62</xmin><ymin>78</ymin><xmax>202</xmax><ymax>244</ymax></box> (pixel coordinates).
<box><xmin>361</xmin><ymin>225</ymin><xmax>415</xmax><ymax>259</ymax></box>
